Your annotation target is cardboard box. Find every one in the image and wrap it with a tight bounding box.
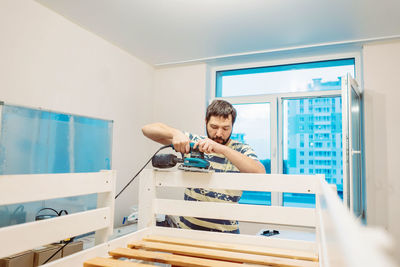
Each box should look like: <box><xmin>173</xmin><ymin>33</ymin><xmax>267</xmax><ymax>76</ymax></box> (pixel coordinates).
<box><xmin>61</xmin><ymin>241</ymin><xmax>83</xmax><ymax>257</ymax></box>
<box><xmin>0</xmin><ymin>250</ymin><xmax>34</xmax><ymax>267</ymax></box>
<box><xmin>32</xmin><ymin>245</ymin><xmax>61</xmax><ymax>267</ymax></box>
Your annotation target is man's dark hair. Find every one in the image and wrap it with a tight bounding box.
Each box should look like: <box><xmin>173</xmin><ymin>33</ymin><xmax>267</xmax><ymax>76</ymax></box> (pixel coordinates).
<box><xmin>206</xmin><ymin>100</ymin><xmax>237</xmax><ymax>125</ymax></box>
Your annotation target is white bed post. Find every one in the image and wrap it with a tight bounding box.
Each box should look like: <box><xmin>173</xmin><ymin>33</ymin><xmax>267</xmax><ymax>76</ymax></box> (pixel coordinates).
<box><xmin>138</xmin><ymin>169</ymin><xmax>156</xmax><ymax>230</ymax></box>
<box><xmin>315</xmin><ymin>175</ymin><xmax>326</xmax><ymax>266</ymax></box>
<box><xmin>94</xmin><ymin>170</ymin><xmax>116</xmax><ymax>245</ymax></box>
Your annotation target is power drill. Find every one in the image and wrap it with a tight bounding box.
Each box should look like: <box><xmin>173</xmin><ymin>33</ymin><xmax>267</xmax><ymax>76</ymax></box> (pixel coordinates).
<box><xmin>152</xmin><ymin>143</ymin><xmax>211</xmax><ymax>172</ymax></box>
<box><xmin>151</xmin><ymin>153</ymin><xmax>183</xmax><ymax>168</ymax></box>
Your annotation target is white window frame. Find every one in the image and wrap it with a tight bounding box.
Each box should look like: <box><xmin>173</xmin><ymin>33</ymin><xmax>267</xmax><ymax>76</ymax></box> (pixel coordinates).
<box><xmin>209</xmin><ymin>52</ymin><xmax>362</xmax><ymax>206</ymax></box>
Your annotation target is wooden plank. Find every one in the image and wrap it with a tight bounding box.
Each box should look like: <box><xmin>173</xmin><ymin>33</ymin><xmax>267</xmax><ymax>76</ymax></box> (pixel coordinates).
<box><xmin>154</xmin><ymin>170</ymin><xmax>320</xmax><ymax>193</ymax></box>
<box><xmin>151</xmin><ymin>227</ymin><xmax>318</xmax><ymax>253</ymax></box>
<box><xmin>109</xmin><ymin>247</ymin><xmax>256</xmax><ymax>267</ymax></box>
<box><xmin>154</xmin><ymin>199</ymin><xmax>316</xmax><ymax>227</ymax></box>
<box><xmin>143</xmin><ymin>235</ymin><xmax>318</xmax><ymax>261</ymax></box>
<box><xmin>128</xmin><ymin>241</ymin><xmax>319</xmax><ymax>267</ymax></box>
<box><xmin>0</xmin><ymin>208</ymin><xmax>111</xmax><ymax>258</ymax></box>
<box><xmin>0</xmin><ymin>171</ymin><xmax>114</xmax><ymax>206</ymax></box>
<box><xmin>84</xmin><ymin>257</ymin><xmax>153</xmax><ymax>267</ymax></box>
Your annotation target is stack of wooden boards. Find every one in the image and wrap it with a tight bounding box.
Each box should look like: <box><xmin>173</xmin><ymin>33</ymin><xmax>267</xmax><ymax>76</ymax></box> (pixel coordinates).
<box><xmin>84</xmin><ymin>235</ymin><xmax>319</xmax><ymax>267</ymax></box>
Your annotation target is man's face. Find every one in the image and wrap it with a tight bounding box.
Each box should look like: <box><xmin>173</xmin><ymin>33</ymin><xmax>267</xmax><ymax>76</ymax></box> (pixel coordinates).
<box><xmin>206</xmin><ymin>115</ymin><xmax>233</xmax><ymax>145</ymax></box>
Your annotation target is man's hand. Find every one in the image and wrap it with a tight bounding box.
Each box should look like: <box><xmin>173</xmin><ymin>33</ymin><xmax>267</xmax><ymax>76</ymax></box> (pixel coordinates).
<box><xmin>194</xmin><ymin>138</ymin><xmax>226</xmax><ymax>154</ymax></box>
<box><xmin>171</xmin><ymin>131</ymin><xmax>190</xmax><ymax>154</ymax></box>
<box><xmin>194</xmin><ymin>138</ymin><xmax>265</xmax><ymax>173</ymax></box>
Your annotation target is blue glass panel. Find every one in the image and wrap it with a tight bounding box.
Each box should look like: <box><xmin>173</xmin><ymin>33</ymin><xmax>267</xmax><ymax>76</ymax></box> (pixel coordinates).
<box><xmin>73</xmin><ymin>116</ymin><xmax>112</xmax><ymax>172</ymax></box>
<box><xmin>216</xmin><ymin>58</ymin><xmax>355</xmax><ymax>97</ymax></box>
<box><xmin>0</xmin><ymin>103</ymin><xmax>113</xmax><ymax>227</ymax></box>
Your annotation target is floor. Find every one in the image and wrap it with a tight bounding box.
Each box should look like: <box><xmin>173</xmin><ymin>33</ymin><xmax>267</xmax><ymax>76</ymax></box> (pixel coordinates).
<box><xmin>77</xmin><ymin>222</ymin><xmax>315</xmax><ymax>250</ymax></box>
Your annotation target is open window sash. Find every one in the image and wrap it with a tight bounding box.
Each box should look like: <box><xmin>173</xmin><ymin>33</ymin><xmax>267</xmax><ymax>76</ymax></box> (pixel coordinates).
<box><xmin>342</xmin><ymin>73</ymin><xmax>363</xmax><ymax>218</ymax></box>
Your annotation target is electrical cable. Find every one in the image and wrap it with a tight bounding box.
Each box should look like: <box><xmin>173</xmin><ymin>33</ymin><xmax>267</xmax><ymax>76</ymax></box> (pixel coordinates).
<box><xmin>35</xmin><ymin>208</ymin><xmax>67</xmax><ymax>220</ymax></box>
<box><xmin>114</xmin><ymin>144</ymin><xmax>172</xmax><ymax>199</ymax></box>
<box><xmin>43</xmin><ymin>239</ymin><xmax>73</xmax><ymax>264</ymax></box>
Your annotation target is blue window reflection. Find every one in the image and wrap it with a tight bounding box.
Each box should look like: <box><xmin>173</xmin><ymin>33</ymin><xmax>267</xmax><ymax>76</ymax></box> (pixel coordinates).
<box><xmin>216</xmin><ymin>59</ymin><xmax>355</xmax><ymax>97</ymax></box>
<box><xmin>283</xmin><ymin>97</ymin><xmax>343</xmax><ymax>207</ymax></box>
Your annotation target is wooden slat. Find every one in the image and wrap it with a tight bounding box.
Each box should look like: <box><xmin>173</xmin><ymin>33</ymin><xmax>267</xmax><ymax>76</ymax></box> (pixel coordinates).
<box><xmin>154</xmin><ymin>199</ymin><xmax>316</xmax><ymax>227</ymax></box>
<box><xmin>154</xmin><ymin>170</ymin><xmax>320</xmax><ymax>193</ymax></box>
<box><xmin>143</xmin><ymin>235</ymin><xmax>318</xmax><ymax>261</ymax></box>
<box><xmin>128</xmin><ymin>241</ymin><xmax>319</xmax><ymax>267</ymax></box>
<box><xmin>0</xmin><ymin>207</ymin><xmax>111</xmax><ymax>258</ymax></box>
<box><xmin>151</xmin><ymin>227</ymin><xmax>318</xmax><ymax>253</ymax></box>
<box><xmin>0</xmin><ymin>171</ymin><xmax>114</xmax><ymax>206</ymax></box>
<box><xmin>110</xmin><ymin>247</ymin><xmax>256</xmax><ymax>267</ymax></box>
<box><xmin>84</xmin><ymin>257</ymin><xmax>153</xmax><ymax>267</ymax></box>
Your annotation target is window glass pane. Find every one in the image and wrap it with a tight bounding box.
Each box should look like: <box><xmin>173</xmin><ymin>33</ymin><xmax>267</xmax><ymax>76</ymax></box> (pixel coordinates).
<box><xmin>216</xmin><ymin>59</ymin><xmax>354</xmax><ymax>97</ymax></box>
<box><xmin>232</xmin><ymin>103</ymin><xmax>271</xmax><ymax>205</ymax></box>
<box><xmin>283</xmin><ymin>97</ymin><xmax>343</xmax><ymax>208</ymax></box>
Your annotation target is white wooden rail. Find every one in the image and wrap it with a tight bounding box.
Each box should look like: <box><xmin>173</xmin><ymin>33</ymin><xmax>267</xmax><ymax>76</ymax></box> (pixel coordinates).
<box><xmin>0</xmin><ymin>170</ymin><xmax>116</xmax><ymax>258</ymax></box>
<box><xmin>316</xmin><ymin>176</ymin><xmax>397</xmax><ymax>267</ymax></box>
<box><xmin>155</xmin><ymin>199</ymin><xmax>316</xmax><ymax>226</ymax></box>
<box><xmin>138</xmin><ymin>169</ymin><xmax>321</xmax><ymax>253</ymax></box>
<box><xmin>139</xmin><ymin>169</ymin><xmax>320</xmax><ymax>228</ymax></box>
<box><xmin>153</xmin><ymin>171</ymin><xmax>319</xmax><ymax>193</ymax></box>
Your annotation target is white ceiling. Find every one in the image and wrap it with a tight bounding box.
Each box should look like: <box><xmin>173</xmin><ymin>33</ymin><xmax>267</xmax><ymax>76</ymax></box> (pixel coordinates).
<box><xmin>37</xmin><ymin>0</ymin><xmax>400</xmax><ymax>66</ymax></box>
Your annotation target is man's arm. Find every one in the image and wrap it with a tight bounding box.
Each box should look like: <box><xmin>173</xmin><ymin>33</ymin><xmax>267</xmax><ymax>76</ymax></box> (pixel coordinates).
<box><xmin>141</xmin><ymin>122</ymin><xmax>190</xmax><ymax>153</ymax></box>
<box><xmin>221</xmin><ymin>146</ymin><xmax>266</xmax><ymax>173</ymax></box>
<box><xmin>195</xmin><ymin>138</ymin><xmax>266</xmax><ymax>173</ymax></box>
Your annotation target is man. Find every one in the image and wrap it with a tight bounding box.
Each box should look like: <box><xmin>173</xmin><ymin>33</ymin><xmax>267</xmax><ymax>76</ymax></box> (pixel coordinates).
<box><xmin>142</xmin><ymin>100</ymin><xmax>265</xmax><ymax>233</ymax></box>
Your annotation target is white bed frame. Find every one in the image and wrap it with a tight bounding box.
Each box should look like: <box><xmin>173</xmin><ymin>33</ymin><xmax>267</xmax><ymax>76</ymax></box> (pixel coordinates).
<box><xmin>0</xmin><ymin>169</ymin><xmax>396</xmax><ymax>266</ymax></box>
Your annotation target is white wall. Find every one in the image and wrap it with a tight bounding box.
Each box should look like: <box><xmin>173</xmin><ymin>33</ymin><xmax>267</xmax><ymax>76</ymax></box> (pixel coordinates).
<box><xmin>153</xmin><ymin>64</ymin><xmax>207</xmax><ymax>139</ymax></box>
<box><xmin>363</xmin><ymin>39</ymin><xmax>400</xmax><ymax>260</ymax></box>
<box><xmin>0</xmin><ymin>0</ymin><xmax>155</xmax><ymax>227</ymax></box>
<box><xmin>150</xmin><ymin>64</ymin><xmax>207</xmax><ymax>200</ymax></box>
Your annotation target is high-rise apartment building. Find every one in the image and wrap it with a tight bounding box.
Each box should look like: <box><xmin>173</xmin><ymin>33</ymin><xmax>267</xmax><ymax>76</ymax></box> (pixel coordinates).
<box><xmin>285</xmin><ymin>78</ymin><xmax>343</xmax><ymax>195</ymax></box>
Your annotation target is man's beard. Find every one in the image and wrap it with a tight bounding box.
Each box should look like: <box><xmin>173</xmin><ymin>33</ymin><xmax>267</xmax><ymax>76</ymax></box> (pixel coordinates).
<box><xmin>206</xmin><ymin>129</ymin><xmax>231</xmax><ymax>145</ymax></box>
